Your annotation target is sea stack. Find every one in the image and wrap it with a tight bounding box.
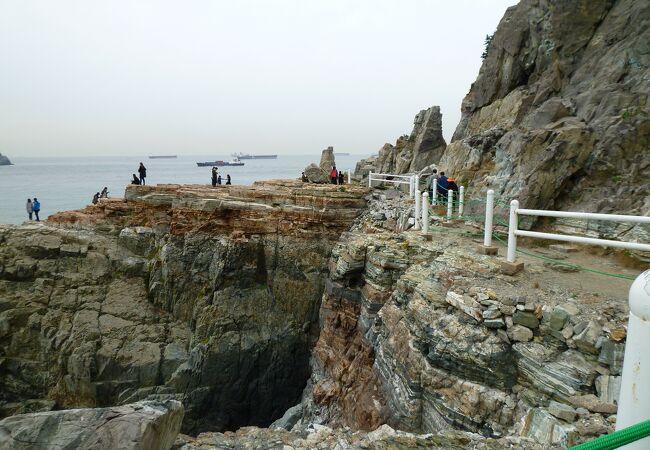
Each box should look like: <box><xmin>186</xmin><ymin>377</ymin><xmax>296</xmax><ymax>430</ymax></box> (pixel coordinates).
<box><xmin>0</xmin><ymin>153</ymin><xmax>12</xmax><ymax>165</ymax></box>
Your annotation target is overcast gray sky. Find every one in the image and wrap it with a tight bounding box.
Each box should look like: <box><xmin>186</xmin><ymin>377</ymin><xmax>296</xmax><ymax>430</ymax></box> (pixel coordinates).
<box><xmin>0</xmin><ymin>0</ymin><xmax>516</xmax><ymax>157</ymax></box>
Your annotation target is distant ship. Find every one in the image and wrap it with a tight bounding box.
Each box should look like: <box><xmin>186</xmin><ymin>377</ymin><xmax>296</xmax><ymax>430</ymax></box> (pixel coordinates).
<box><xmin>197</xmin><ymin>158</ymin><xmax>244</xmax><ymax>167</ymax></box>
<box><xmin>232</xmin><ymin>152</ymin><xmax>277</xmax><ymax>160</ymax></box>
<box><xmin>334</xmin><ymin>152</ymin><xmax>350</xmax><ymax>156</ymax></box>
<box><xmin>149</xmin><ymin>155</ymin><xmax>177</xmax><ymax>159</ymax></box>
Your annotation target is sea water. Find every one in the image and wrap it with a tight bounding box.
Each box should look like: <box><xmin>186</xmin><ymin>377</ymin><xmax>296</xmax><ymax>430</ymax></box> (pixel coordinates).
<box><xmin>0</xmin><ymin>154</ymin><xmax>364</xmax><ymax>225</ymax></box>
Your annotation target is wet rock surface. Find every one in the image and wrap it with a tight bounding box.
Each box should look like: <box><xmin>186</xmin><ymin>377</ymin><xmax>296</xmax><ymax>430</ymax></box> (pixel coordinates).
<box><xmin>0</xmin><ymin>181</ymin><xmax>369</xmax><ymax>434</ymax></box>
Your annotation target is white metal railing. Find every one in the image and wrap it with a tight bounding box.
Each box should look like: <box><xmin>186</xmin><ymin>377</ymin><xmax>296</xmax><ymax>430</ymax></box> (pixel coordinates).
<box><xmin>368</xmin><ymin>172</ymin><xmax>418</xmax><ymax>198</ymax></box>
<box><xmin>506</xmin><ymin>200</ymin><xmax>650</xmax><ymax>263</ymax></box>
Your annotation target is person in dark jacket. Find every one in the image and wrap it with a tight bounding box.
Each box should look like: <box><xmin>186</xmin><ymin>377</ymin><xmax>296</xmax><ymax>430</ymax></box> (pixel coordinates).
<box><xmin>138</xmin><ymin>163</ymin><xmax>147</xmax><ymax>185</ymax></box>
<box><xmin>437</xmin><ymin>172</ymin><xmax>448</xmax><ymax>203</ymax></box>
<box><xmin>338</xmin><ymin>171</ymin><xmax>345</xmax><ymax>185</ymax></box>
<box><xmin>226</xmin><ymin>174</ymin><xmax>231</xmax><ymax>185</ymax></box>
<box><xmin>301</xmin><ymin>172</ymin><xmax>308</xmax><ymax>182</ymax></box>
<box><xmin>131</xmin><ymin>174</ymin><xmax>141</xmax><ymax>185</ymax></box>
<box><xmin>92</xmin><ymin>192</ymin><xmax>100</xmax><ymax>204</ymax></box>
<box><xmin>100</xmin><ymin>187</ymin><xmax>109</xmax><ymax>198</ymax></box>
<box><xmin>211</xmin><ymin>167</ymin><xmax>218</xmax><ymax>187</ymax></box>
<box><xmin>32</xmin><ymin>198</ymin><xmax>41</xmax><ymax>221</ymax></box>
<box><xmin>217</xmin><ymin>175</ymin><xmax>222</xmax><ymax>185</ymax></box>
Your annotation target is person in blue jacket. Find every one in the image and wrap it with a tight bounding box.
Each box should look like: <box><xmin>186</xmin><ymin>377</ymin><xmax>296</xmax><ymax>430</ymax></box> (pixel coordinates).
<box><xmin>32</xmin><ymin>198</ymin><xmax>41</xmax><ymax>221</ymax></box>
<box><xmin>437</xmin><ymin>172</ymin><xmax>449</xmax><ymax>204</ymax></box>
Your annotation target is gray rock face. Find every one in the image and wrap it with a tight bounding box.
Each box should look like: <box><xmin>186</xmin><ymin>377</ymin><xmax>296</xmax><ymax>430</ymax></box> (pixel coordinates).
<box><xmin>354</xmin><ymin>106</ymin><xmax>446</xmax><ymax>177</ymax></box>
<box><xmin>439</xmin><ymin>0</ymin><xmax>650</xmax><ymax>247</ymax></box>
<box><xmin>0</xmin><ymin>400</ymin><xmax>183</xmax><ymax>450</ymax></box>
<box><xmin>319</xmin><ymin>146</ymin><xmax>336</xmax><ymax>173</ymax></box>
<box><xmin>0</xmin><ymin>153</ymin><xmax>11</xmax><ymax>165</ymax></box>
<box><xmin>304</xmin><ymin>163</ymin><xmax>330</xmax><ymax>183</ymax></box>
<box><xmin>0</xmin><ymin>182</ymin><xmax>369</xmax><ymax>435</ymax></box>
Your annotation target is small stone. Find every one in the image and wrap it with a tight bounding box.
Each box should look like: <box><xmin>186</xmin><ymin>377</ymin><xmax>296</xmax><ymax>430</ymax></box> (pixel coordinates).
<box><xmin>501</xmin><ymin>297</ymin><xmax>517</xmax><ymax>306</ymax></box>
<box><xmin>550</xmin><ymin>307</ymin><xmax>570</xmax><ymax>331</ymax></box>
<box><xmin>508</xmin><ymin>324</ymin><xmax>533</xmax><ymax>342</ymax></box>
<box><xmin>607</xmin><ymin>415</ymin><xmax>617</xmax><ymax>424</ymax></box>
<box><xmin>569</xmin><ymin>394</ymin><xmax>617</xmax><ymax>414</ymax></box>
<box><xmin>482</xmin><ymin>308</ymin><xmax>502</xmax><ymax>320</ymax></box>
<box><xmin>499</xmin><ymin>304</ymin><xmax>516</xmax><ymax>315</ymax></box>
<box><xmin>598</xmin><ymin>340</ymin><xmax>625</xmax><ymax>375</ymax></box>
<box><xmin>609</xmin><ymin>326</ymin><xmax>626</xmax><ymax>342</ymax></box>
<box><xmin>505</xmin><ymin>316</ymin><xmax>514</xmax><ymax>328</ymax></box>
<box><xmin>574</xmin><ymin>320</ymin><xmax>603</xmax><ymax>355</ymax></box>
<box><xmin>513</xmin><ymin>311</ymin><xmax>540</xmax><ymax>329</ymax></box>
<box><xmin>573</xmin><ymin>321</ymin><xmax>588</xmax><ymax>335</ymax></box>
<box><xmin>487</xmin><ymin>290</ymin><xmax>498</xmax><ymax>300</ymax></box>
<box><xmin>477</xmin><ymin>293</ymin><xmax>489</xmax><ymax>302</ymax></box>
<box><xmin>575</xmin><ymin>407</ymin><xmax>590</xmax><ymax>416</ymax></box>
<box><xmin>523</xmin><ymin>302</ymin><xmax>536</xmax><ymax>312</ymax></box>
<box><xmin>548</xmin><ymin>400</ymin><xmax>577</xmax><ymax>422</ymax></box>
<box><xmin>497</xmin><ymin>329</ymin><xmax>510</xmax><ymax>344</ymax></box>
<box><xmin>562</xmin><ymin>324</ymin><xmax>574</xmax><ymax>340</ymax></box>
<box><xmin>484</xmin><ymin>318</ymin><xmax>505</xmax><ymax>329</ymax></box>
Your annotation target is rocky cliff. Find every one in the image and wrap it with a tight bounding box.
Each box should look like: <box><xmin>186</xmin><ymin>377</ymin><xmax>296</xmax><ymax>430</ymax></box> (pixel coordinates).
<box><xmin>289</xmin><ymin>190</ymin><xmax>629</xmax><ymax>448</ymax></box>
<box><xmin>0</xmin><ymin>153</ymin><xmax>12</xmax><ymax>165</ymax></box>
<box><xmin>0</xmin><ymin>181</ymin><xmax>369</xmax><ymax>435</ymax></box>
<box><xmin>355</xmin><ymin>106</ymin><xmax>447</xmax><ymax>177</ymax></box>
<box><xmin>440</xmin><ymin>0</ymin><xmax>650</xmax><ymax>239</ymax></box>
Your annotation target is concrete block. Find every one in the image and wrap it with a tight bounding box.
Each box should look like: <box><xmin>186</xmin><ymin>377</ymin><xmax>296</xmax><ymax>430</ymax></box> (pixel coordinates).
<box><xmin>500</xmin><ymin>260</ymin><xmax>524</xmax><ymax>275</ymax></box>
<box><xmin>477</xmin><ymin>245</ymin><xmax>498</xmax><ymax>255</ymax></box>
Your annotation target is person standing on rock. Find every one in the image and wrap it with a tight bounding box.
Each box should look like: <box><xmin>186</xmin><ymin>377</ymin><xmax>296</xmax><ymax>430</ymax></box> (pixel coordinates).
<box><xmin>211</xmin><ymin>167</ymin><xmax>218</xmax><ymax>187</ymax></box>
<box><xmin>100</xmin><ymin>187</ymin><xmax>109</xmax><ymax>198</ymax></box>
<box><xmin>92</xmin><ymin>192</ymin><xmax>100</xmax><ymax>205</ymax></box>
<box><xmin>26</xmin><ymin>198</ymin><xmax>33</xmax><ymax>220</ymax></box>
<box><xmin>217</xmin><ymin>175</ymin><xmax>222</xmax><ymax>185</ymax></box>
<box><xmin>426</xmin><ymin>169</ymin><xmax>438</xmax><ymax>199</ymax></box>
<box><xmin>338</xmin><ymin>171</ymin><xmax>344</xmax><ymax>185</ymax></box>
<box><xmin>138</xmin><ymin>162</ymin><xmax>147</xmax><ymax>185</ymax></box>
<box><xmin>437</xmin><ymin>172</ymin><xmax>448</xmax><ymax>204</ymax></box>
<box><xmin>226</xmin><ymin>174</ymin><xmax>231</xmax><ymax>185</ymax></box>
<box><xmin>447</xmin><ymin>177</ymin><xmax>459</xmax><ymax>207</ymax></box>
<box><xmin>330</xmin><ymin>166</ymin><xmax>338</xmax><ymax>184</ymax></box>
<box><xmin>32</xmin><ymin>198</ymin><xmax>41</xmax><ymax>221</ymax></box>
<box><xmin>301</xmin><ymin>172</ymin><xmax>308</xmax><ymax>182</ymax></box>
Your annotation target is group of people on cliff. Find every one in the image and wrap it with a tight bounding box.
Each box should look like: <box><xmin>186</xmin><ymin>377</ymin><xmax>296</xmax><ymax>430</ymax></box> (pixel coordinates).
<box><xmin>131</xmin><ymin>162</ymin><xmax>147</xmax><ymax>185</ymax></box>
<box><xmin>427</xmin><ymin>169</ymin><xmax>459</xmax><ymax>203</ymax></box>
<box><xmin>91</xmin><ymin>187</ymin><xmax>109</xmax><ymax>205</ymax></box>
<box><xmin>211</xmin><ymin>167</ymin><xmax>231</xmax><ymax>187</ymax></box>
<box><xmin>25</xmin><ymin>198</ymin><xmax>41</xmax><ymax>221</ymax></box>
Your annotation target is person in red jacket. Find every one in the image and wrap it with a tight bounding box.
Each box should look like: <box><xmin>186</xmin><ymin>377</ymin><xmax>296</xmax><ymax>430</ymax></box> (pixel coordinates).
<box><xmin>330</xmin><ymin>166</ymin><xmax>338</xmax><ymax>184</ymax></box>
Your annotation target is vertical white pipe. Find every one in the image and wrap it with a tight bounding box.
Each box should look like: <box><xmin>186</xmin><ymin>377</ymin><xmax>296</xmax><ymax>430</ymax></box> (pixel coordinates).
<box><xmin>409</xmin><ymin>176</ymin><xmax>414</xmax><ymax>198</ymax></box>
<box><xmin>447</xmin><ymin>190</ymin><xmax>453</xmax><ymax>221</ymax></box>
<box><xmin>414</xmin><ymin>189</ymin><xmax>421</xmax><ymax>230</ymax></box>
<box><xmin>368</xmin><ymin>171</ymin><xmax>373</xmax><ymax>188</ymax></box>
<box><xmin>415</xmin><ymin>175</ymin><xmax>420</xmax><ymax>193</ymax></box>
<box><xmin>616</xmin><ymin>269</ymin><xmax>650</xmax><ymax>450</ymax></box>
<box><xmin>484</xmin><ymin>190</ymin><xmax>495</xmax><ymax>247</ymax></box>
<box><xmin>422</xmin><ymin>192</ymin><xmax>429</xmax><ymax>233</ymax></box>
<box><xmin>459</xmin><ymin>186</ymin><xmax>465</xmax><ymax>218</ymax></box>
<box><xmin>507</xmin><ymin>200</ymin><xmax>519</xmax><ymax>263</ymax></box>
<box><xmin>348</xmin><ymin>170</ymin><xmax>351</xmax><ymax>184</ymax></box>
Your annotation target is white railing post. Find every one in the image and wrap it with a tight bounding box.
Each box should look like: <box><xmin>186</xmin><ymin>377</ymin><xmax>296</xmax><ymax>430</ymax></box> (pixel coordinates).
<box><xmin>459</xmin><ymin>186</ymin><xmax>465</xmax><ymax>218</ymax></box>
<box><xmin>368</xmin><ymin>171</ymin><xmax>373</xmax><ymax>188</ymax></box>
<box><xmin>414</xmin><ymin>190</ymin><xmax>421</xmax><ymax>230</ymax></box>
<box><xmin>415</xmin><ymin>175</ymin><xmax>420</xmax><ymax>193</ymax></box>
<box><xmin>422</xmin><ymin>192</ymin><xmax>429</xmax><ymax>233</ymax></box>
<box><xmin>348</xmin><ymin>170</ymin><xmax>351</xmax><ymax>184</ymax></box>
<box><xmin>507</xmin><ymin>200</ymin><xmax>519</xmax><ymax>263</ymax></box>
<box><xmin>616</xmin><ymin>269</ymin><xmax>650</xmax><ymax>450</ymax></box>
<box><xmin>409</xmin><ymin>176</ymin><xmax>414</xmax><ymax>198</ymax></box>
<box><xmin>484</xmin><ymin>190</ymin><xmax>495</xmax><ymax>247</ymax></box>
<box><xmin>447</xmin><ymin>190</ymin><xmax>453</xmax><ymax>221</ymax></box>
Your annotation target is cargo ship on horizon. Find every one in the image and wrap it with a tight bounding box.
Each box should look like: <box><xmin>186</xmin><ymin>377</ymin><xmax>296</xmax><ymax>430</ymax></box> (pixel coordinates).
<box><xmin>232</xmin><ymin>152</ymin><xmax>277</xmax><ymax>160</ymax></box>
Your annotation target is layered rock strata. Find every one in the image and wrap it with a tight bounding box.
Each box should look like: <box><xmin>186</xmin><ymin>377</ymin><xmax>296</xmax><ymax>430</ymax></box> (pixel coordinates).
<box><xmin>0</xmin><ymin>181</ymin><xmax>369</xmax><ymax>434</ymax></box>
<box><xmin>440</xmin><ymin>0</ymin><xmax>650</xmax><ymax>243</ymax></box>
<box><xmin>355</xmin><ymin>106</ymin><xmax>447</xmax><ymax>177</ymax></box>
<box><xmin>293</xmin><ymin>189</ymin><xmax>629</xmax><ymax>448</ymax></box>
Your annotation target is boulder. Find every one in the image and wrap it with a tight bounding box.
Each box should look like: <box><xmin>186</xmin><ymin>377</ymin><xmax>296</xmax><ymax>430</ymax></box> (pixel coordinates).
<box><xmin>303</xmin><ymin>163</ymin><xmax>329</xmax><ymax>183</ymax></box>
<box><xmin>0</xmin><ymin>400</ymin><xmax>184</xmax><ymax>450</ymax></box>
